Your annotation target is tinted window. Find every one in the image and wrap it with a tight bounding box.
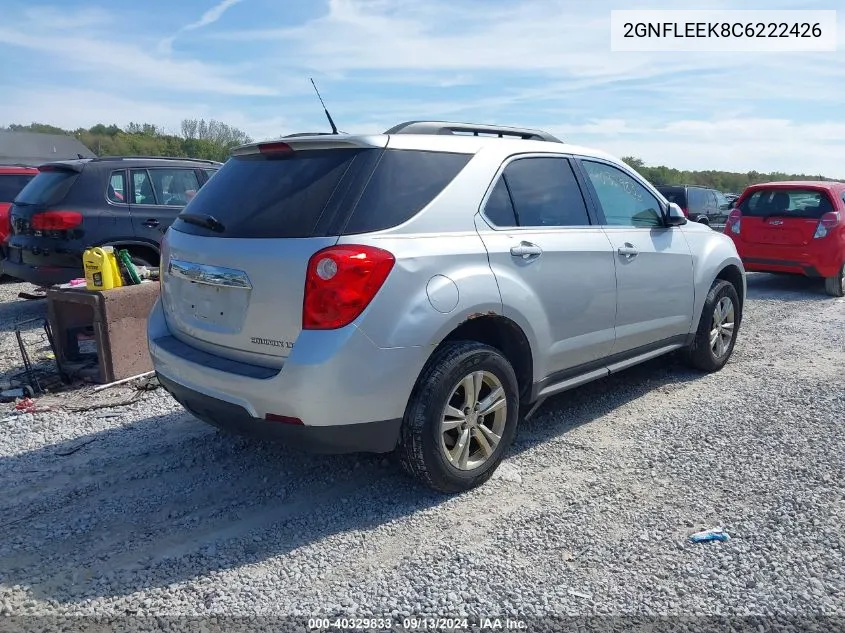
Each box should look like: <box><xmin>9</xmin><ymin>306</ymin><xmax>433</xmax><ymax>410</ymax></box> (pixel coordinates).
<box><xmin>108</xmin><ymin>171</ymin><xmax>126</xmax><ymax>203</ymax></box>
<box><xmin>0</xmin><ymin>174</ymin><xmax>35</xmax><ymax>203</ymax></box>
<box><xmin>482</xmin><ymin>178</ymin><xmax>518</xmax><ymax>227</ymax></box>
<box><xmin>13</xmin><ymin>169</ymin><xmax>78</xmax><ymax>206</ymax></box>
<box><xmin>173</xmin><ymin>148</ymin><xmax>367</xmax><ymax>239</ymax></box>
<box><xmin>739</xmin><ymin>188</ymin><xmax>835</xmax><ymax>219</ymax></box>
<box><xmin>657</xmin><ymin>187</ymin><xmax>686</xmax><ymax>207</ymax></box>
<box><xmin>581</xmin><ymin>160</ymin><xmax>663</xmax><ymax>228</ymax></box>
<box><xmin>131</xmin><ymin>170</ymin><xmax>157</xmax><ymax>205</ymax></box>
<box><xmin>342</xmin><ymin>150</ymin><xmax>470</xmax><ymax>234</ymax></box>
<box><xmin>174</xmin><ymin>149</ymin><xmax>470</xmax><ymax>239</ymax></box>
<box><xmin>148</xmin><ymin>168</ymin><xmax>200</xmax><ymax>207</ymax></box>
<box><xmin>500</xmin><ymin>157</ymin><xmax>590</xmax><ymax>227</ymax></box>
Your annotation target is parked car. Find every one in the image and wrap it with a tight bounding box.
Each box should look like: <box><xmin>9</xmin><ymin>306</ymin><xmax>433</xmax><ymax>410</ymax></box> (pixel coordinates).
<box><xmin>3</xmin><ymin>156</ymin><xmax>221</xmax><ymax>286</ymax></box>
<box><xmin>656</xmin><ymin>185</ymin><xmax>729</xmax><ymax>226</ymax></box>
<box><xmin>0</xmin><ymin>165</ymin><xmax>38</xmax><ymax>276</ymax></box>
<box><xmin>725</xmin><ymin>181</ymin><xmax>845</xmax><ymax>297</ymax></box>
<box><xmin>148</xmin><ymin>120</ymin><xmax>746</xmax><ymax>493</ymax></box>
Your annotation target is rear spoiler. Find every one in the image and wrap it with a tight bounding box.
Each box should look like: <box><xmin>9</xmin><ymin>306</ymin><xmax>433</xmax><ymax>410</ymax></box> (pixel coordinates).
<box><xmin>230</xmin><ymin>135</ymin><xmax>388</xmax><ymax>156</ymax></box>
<box><xmin>38</xmin><ymin>161</ymin><xmax>86</xmax><ymax>173</ymax></box>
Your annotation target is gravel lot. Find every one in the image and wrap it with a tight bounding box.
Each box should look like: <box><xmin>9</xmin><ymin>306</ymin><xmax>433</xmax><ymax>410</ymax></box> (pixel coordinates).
<box><xmin>0</xmin><ymin>274</ymin><xmax>843</xmax><ymax>628</ymax></box>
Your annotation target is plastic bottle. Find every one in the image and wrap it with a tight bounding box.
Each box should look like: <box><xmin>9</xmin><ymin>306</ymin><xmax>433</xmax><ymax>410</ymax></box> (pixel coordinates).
<box><xmin>83</xmin><ymin>246</ymin><xmax>123</xmax><ymax>290</ymax></box>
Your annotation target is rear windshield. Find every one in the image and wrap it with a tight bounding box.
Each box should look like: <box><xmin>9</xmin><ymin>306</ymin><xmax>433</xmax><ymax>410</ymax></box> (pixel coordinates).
<box><xmin>0</xmin><ymin>174</ymin><xmax>35</xmax><ymax>203</ymax></box>
<box><xmin>172</xmin><ymin>148</ymin><xmax>471</xmax><ymax>239</ymax></box>
<box><xmin>13</xmin><ymin>169</ymin><xmax>78</xmax><ymax>206</ymax></box>
<box><xmin>657</xmin><ymin>187</ymin><xmax>686</xmax><ymax>206</ymax></box>
<box><xmin>739</xmin><ymin>188</ymin><xmax>835</xmax><ymax>219</ymax></box>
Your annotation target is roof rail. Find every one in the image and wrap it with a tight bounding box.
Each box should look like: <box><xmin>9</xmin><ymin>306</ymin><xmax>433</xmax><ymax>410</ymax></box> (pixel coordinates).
<box><xmin>384</xmin><ymin>120</ymin><xmax>562</xmax><ymax>143</ymax></box>
<box><xmin>283</xmin><ymin>132</ymin><xmax>336</xmax><ymax>138</ymax></box>
<box><xmin>89</xmin><ymin>155</ymin><xmax>222</xmax><ymax>165</ymax></box>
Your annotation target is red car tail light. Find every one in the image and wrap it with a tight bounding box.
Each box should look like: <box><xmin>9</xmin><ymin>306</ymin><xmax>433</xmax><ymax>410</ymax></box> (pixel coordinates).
<box><xmin>258</xmin><ymin>142</ymin><xmax>294</xmax><ymax>155</ymax></box>
<box><xmin>30</xmin><ymin>210</ymin><xmax>82</xmax><ymax>231</ymax></box>
<box><xmin>726</xmin><ymin>209</ymin><xmax>742</xmax><ymax>235</ymax></box>
<box><xmin>813</xmin><ymin>211</ymin><xmax>840</xmax><ymax>239</ymax></box>
<box><xmin>303</xmin><ymin>245</ymin><xmax>395</xmax><ymax>330</ymax></box>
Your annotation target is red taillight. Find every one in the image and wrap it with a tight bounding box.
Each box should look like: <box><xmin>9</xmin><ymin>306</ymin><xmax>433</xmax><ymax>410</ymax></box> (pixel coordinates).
<box><xmin>303</xmin><ymin>245</ymin><xmax>395</xmax><ymax>330</ymax></box>
<box><xmin>726</xmin><ymin>209</ymin><xmax>742</xmax><ymax>235</ymax></box>
<box><xmin>258</xmin><ymin>142</ymin><xmax>294</xmax><ymax>155</ymax></box>
<box><xmin>814</xmin><ymin>211</ymin><xmax>840</xmax><ymax>239</ymax></box>
<box><xmin>31</xmin><ymin>210</ymin><xmax>82</xmax><ymax>231</ymax></box>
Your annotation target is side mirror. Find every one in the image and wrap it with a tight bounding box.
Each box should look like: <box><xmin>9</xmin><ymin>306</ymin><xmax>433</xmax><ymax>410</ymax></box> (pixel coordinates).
<box><xmin>665</xmin><ymin>202</ymin><xmax>687</xmax><ymax>226</ymax></box>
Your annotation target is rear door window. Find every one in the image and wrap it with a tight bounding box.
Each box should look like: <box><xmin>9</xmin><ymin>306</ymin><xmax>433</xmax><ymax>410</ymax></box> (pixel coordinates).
<box><xmin>131</xmin><ymin>170</ymin><xmax>157</xmax><ymax>205</ymax></box>
<box><xmin>740</xmin><ymin>189</ymin><xmax>835</xmax><ymax>218</ymax></box>
<box><xmin>0</xmin><ymin>174</ymin><xmax>35</xmax><ymax>202</ymax></box>
<box><xmin>13</xmin><ymin>169</ymin><xmax>78</xmax><ymax>206</ymax></box>
<box><xmin>493</xmin><ymin>157</ymin><xmax>591</xmax><ymax>227</ymax></box>
<box><xmin>658</xmin><ymin>188</ymin><xmax>686</xmax><ymax>208</ymax></box>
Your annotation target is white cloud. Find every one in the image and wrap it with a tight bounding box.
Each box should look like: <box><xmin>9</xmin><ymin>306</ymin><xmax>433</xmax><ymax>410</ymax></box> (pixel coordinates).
<box><xmin>160</xmin><ymin>0</ymin><xmax>246</xmax><ymax>55</ymax></box>
<box><xmin>0</xmin><ymin>6</ymin><xmax>274</xmax><ymax>97</ymax></box>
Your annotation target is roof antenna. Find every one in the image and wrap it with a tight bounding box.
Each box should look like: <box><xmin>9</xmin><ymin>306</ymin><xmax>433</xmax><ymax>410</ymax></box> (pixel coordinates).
<box><xmin>310</xmin><ymin>78</ymin><xmax>339</xmax><ymax>135</ymax></box>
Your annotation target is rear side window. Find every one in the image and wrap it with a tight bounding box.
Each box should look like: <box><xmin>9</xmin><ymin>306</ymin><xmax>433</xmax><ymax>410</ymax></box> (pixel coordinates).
<box><xmin>0</xmin><ymin>174</ymin><xmax>35</xmax><ymax>203</ymax></box>
<box><xmin>740</xmin><ymin>189</ymin><xmax>835</xmax><ymax>218</ymax></box>
<box><xmin>341</xmin><ymin>149</ymin><xmax>470</xmax><ymax>234</ymax></box>
<box><xmin>482</xmin><ymin>178</ymin><xmax>518</xmax><ymax>227</ymax></box>
<box><xmin>173</xmin><ymin>148</ymin><xmax>470</xmax><ymax>238</ymax></box>
<box><xmin>13</xmin><ymin>169</ymin><xmax>78</xmax><ymax>206</ymax></box>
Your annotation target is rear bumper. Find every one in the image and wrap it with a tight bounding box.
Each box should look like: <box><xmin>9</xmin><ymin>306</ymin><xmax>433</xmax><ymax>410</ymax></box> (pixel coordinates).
<box><xmin>0</xmin><ymin>258</ymin><xmax>81</xmax><ymax>286</ymax></box>
<box><xmin>732</xmin><ymin>239</ymin><xmax>843</xmax><ymax>278</ymax></box>
<box><xmin>148</xmin><ymin>299</ymin><xmax>431</xmax><ymax>454</ymax></box>
<box><xmin>157</xmin><ymin>373</ymin><xmax>402</xmax><ymax>453</ymax></box>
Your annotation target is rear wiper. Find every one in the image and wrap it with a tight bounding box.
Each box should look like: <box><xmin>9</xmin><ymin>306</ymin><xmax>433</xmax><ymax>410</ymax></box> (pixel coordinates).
<box><xmin>180</xmin><ymin>213</ymin><xmax>225</xmax><ymax>233</ymax></box>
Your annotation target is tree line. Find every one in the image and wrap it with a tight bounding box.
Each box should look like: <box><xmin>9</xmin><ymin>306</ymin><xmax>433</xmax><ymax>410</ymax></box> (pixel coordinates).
<box><xmin>621</xmin><ymin>157</ymin><xmax>838</xmax><ymax>194</ymax></box>
<box><xmin>3</xmin><ymin>120</ymin><xmax>254</xmax><ymax>163</ymax></box>
<box><xmin>2</xmin><ymin>121</ymin><xmax>840</xmax><ymax>189</ymax></box>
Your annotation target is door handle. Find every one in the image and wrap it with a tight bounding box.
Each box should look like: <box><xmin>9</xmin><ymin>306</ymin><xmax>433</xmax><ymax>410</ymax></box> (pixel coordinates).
<box><xmin>143</xmin><ymin>218</ymin><xmax>160</xmax><ymax>228</ymax></box>
<box><xmin>617</xmin><ymin>243</ymin><xmax>638</xmax><ymax>259</ymax></box>
<box><xmin>510</xmin><ymin>241</ymin><xmax>543</xmax><ymax>259</ymax></box>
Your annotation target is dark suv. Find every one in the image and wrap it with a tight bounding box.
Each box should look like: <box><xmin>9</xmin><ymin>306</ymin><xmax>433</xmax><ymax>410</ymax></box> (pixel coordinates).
<box><xmin>656</xmin><ymin>185</ymin><xmax>730</xmax><ymax>226</ymax></box>
<box><xmin>4</xmin><ymin>156</ymin><xmax>220</xmax><ymax>286</ymax></box>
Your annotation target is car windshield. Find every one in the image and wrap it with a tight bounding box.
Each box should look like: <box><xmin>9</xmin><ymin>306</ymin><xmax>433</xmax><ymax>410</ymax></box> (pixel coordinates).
<box><xmin>739</xmin><ymin>188</ymin><xmax>834</xmax><ymax>219</ymax></box>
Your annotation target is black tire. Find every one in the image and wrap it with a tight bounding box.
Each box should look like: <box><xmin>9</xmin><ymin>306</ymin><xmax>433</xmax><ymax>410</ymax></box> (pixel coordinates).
<box><xmin>398</xmin><ymin>341</ymin><xmax>520</xmax><ymax>493</ymax></box>
<box><xmin>824</xmin><ymin>263</ymin><xmax>845</xmax><ymax>297</ymax></box>
<box><xmin>684</xmin><ymin>279</ymin><xmax>741</xmax><ymax>372</ymax></box>
<box><xmin>696</xmin><ymin>216</ymin><xmax>710</xmax><ymax>226</ymax></box>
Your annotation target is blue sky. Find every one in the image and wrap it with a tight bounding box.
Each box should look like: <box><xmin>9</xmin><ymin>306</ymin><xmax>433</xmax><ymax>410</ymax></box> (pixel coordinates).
<box><xmin>0</xmin><ymin>0</ymin><xmax>843</xmax><ymax>175</ymax></box>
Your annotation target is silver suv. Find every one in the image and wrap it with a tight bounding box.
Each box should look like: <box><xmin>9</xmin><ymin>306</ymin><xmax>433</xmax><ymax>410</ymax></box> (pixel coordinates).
<box><xmin>148</xmin><ymin>121</ymin><xmax>746</xmax><ymax>493</ymax></box>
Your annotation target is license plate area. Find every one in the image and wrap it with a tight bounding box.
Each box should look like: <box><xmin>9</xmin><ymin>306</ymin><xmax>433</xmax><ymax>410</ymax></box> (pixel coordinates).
<box><xmin>177</xmin><ymin>279</ymin><xmax>250</xmax><ymax>331</ymax></box>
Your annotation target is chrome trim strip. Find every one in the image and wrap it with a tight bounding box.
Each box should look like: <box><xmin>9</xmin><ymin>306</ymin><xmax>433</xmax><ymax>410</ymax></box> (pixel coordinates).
<box><xmin>168</xmin><ymin>259</ymin><xmax>252</xmax><ymax>289</ymax></box>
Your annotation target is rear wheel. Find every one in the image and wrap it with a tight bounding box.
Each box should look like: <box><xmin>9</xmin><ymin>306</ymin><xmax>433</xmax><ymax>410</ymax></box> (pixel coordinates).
<box><xmin>696</xmin><ymin>216</ymin><xmax>710</xmax><ymax>226</ymax></box>
<box><xmin>684</xmin><ymin>279</ymin><xmax>740</xmax><ymax>372</ymax></box>
<box><xmin>398</xmin><ymin>341</ymin><xmax>519</xmax><ymax>493</ymax></box>
<box><xmin>824</xmin><ymin>263</ymin><xmax>845</xmax><ymax>297</ymax></box>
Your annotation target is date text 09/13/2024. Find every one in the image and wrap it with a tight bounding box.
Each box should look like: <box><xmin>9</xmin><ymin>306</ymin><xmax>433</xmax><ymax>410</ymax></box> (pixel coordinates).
<box><xmin>307</xmin><ymin>616</ymin><xmax>528</xmax><ymax>630</ymax></box>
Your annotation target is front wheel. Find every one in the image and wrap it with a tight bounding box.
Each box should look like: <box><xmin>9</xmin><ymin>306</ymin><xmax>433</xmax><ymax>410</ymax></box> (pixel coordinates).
<box><xmin>398</xmin><ymin>341</ymin><xmax>519</xmax><ymax>493</ymax></box>
<box><xmin>683</xmin><ymin>279</ymin><xmax>741</xmax><ymax>372</ymax></box>
<box><xmin>824</xmin><ymin>263</ymin><xmax>845</xmax><ymax>297</ymax></box>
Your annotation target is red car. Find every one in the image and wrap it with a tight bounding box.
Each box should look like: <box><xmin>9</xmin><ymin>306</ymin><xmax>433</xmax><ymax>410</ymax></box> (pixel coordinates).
<box><xmin>0</xmin><ymin>165</ymin><xmax>39</xmax><ymax>275</ymax></box>
<box><xmin>725</xmin><ymin>181</ymin><xmax>845</xmax><ymax>297</ymax></box>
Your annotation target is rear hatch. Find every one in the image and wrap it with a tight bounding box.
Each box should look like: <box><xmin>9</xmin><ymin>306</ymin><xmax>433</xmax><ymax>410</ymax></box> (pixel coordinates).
<box><xmin>160</xmin><ymin>136</ymin><xmax>472</xmax><ymax>368</ymax></box>
<box><xmin>737</xmin><ymin>187</ymin><xmax>835</xmax><ymax>246</ymax></box>
<box><xmin>657</xmin><ymin>186</ymin><xmax>688</xmax><ymax>216</ymax></box>
<box><xmin>8</xmin><ymin>164</ymin><xmax>83</xmax><ymax>238</ymax></box>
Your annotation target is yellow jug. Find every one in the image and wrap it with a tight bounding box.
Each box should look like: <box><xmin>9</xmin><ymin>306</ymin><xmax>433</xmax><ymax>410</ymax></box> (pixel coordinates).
<box><xmin>83</xmin><ymin>246</ymin><xmax>123</xmax><ymax>291</ymax></box>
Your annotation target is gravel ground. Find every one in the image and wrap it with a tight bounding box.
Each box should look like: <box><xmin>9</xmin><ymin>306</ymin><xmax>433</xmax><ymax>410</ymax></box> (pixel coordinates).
<box><xmin>0</xmin><ymin>274</ymin><xmax>843</xmax><ymax>630</ymax></box>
